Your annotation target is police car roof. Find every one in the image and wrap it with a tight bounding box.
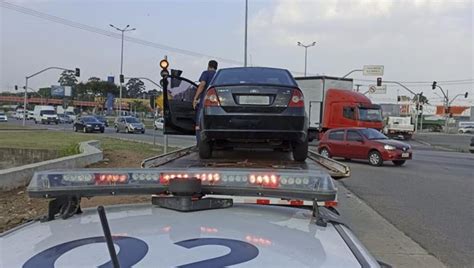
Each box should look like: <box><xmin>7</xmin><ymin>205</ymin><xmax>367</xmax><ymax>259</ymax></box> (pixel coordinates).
<box><xmin>2</xmin><ymin>203</ymin><xmax>378</xmax><ymax>267</ymax></box>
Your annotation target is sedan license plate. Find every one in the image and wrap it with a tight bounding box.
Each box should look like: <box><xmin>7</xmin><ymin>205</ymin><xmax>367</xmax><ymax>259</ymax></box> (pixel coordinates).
<box><xmin>401</xmin><ymin>152</ymin><xmax>410</xmax><ymax>158</ymax></box>
<box><xmin>95</xmin><ymin>126</ymin><xmax>100</xmax><ymax>129</ymax></box>
<box><xmin>239</xmin><ymin>95</ymin><xmax>270</xmax><ymax>105</ymax></box>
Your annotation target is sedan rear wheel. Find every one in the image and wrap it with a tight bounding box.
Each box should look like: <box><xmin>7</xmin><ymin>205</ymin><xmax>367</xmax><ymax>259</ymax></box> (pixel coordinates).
<box><xmin>368</xmin><ymin>150</ymin><xmax>383</xmax><ymax>166</ymax></box>
<box><xmin>392</xmin><ymin>160</ymin><xmax>406</xmax><ymax>166</ymax></box>
<box><xmin>292</xmin><ymin>139</ymin><xmax>308</xmax><ymax>162</ymax></box>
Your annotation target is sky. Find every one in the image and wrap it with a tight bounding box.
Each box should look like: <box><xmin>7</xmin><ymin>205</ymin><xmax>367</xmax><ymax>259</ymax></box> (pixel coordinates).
<box><xmin>1</xmin><ymin>0</ymin><xmax>473</xmax><ymax>106</ymax></box>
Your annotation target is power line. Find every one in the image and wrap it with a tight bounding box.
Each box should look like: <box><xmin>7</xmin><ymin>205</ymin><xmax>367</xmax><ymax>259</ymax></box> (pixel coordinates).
<box><xmin>0</xmin><ymin>1</ymin><xmax>243</xmax><ymax>65</ymax></box>
<box><xmin>354</xmin><ymin>78</ymin><xmax>474</xmax><ymax>85</ymax></box>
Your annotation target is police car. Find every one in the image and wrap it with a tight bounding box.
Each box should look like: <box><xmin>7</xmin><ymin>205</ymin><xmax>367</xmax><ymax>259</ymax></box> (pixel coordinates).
<box><xmin>1</xmin><ymin>146</ymin><xmax>383</xmax><ymax>268</ymax></box>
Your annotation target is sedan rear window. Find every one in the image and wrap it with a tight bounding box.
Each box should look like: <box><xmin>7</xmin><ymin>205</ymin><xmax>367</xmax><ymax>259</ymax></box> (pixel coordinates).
<box><xmin>328</xmin><ymin>130</ymin><xmax>344</xmax><ymax>141</ymax></box>
<box><xmin>212</xmin><ymin>68</ymin><xmax>296</xmax><ymax>87</ymax></box>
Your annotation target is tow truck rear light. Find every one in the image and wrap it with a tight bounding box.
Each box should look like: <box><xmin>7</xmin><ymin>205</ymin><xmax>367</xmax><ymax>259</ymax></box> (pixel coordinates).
<box><xmin>324</xmin><ymin>200</ymin><xmax>338</xmax><ymax>207</ymax></box>
<box><xmin>288</xmin><ymin>89</ymin><xmax>304</xmax><ymax>108</ymax></box>
<box><xmin>204</xmin><ymin>87</ymin><xmax>220</xmax><ymax>107</ymax></box>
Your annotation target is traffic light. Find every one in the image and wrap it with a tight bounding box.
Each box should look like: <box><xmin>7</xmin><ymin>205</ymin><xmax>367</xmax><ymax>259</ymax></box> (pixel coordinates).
<box><xmin>431</xmin><ymin>81</ymin><xmax>437</xmax><ymax>90</ymax></box>
<box><xmin>465</xmin><ymin>92</ymin><xmax>469</xmax><ymax>98</ymax></box>
<box><xmin>119</xmin><ymin>74</ymin><xmax>124</xmax><ymax>83</ymax></box>
<box><xmin>397</xmin><ymin>96</ymin><xmax>401</xmax><ymax>102</ymax></box>
<box><xmin>75</xmin><ymin>68</ymin><xmax>80</xmax><ymax>77</ymax></box>
<box><xmin>15</xmin><ymin>85</ymin><xmax>18</xmax><ymax>90</ymax></box>
<box><xmin>376</xmin><ymin>77</ymin><xmax>382</xmax><ymax>87</ymax></box>
<box><xmin>160</xmin><ymin>59</ymin><xmax>169</xmax><ymax>78</ymax></box>
<box><xmin>160</xmin><ymin>59</ymin><xmax>169</xmax><ymax>89</ymax></box>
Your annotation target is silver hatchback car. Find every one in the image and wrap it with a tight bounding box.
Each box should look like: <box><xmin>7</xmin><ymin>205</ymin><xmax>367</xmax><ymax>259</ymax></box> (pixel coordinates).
<box><xmin>114</xmin><ymin>116</ymin><xmax>145</xmax><ymax>134</ymax></box>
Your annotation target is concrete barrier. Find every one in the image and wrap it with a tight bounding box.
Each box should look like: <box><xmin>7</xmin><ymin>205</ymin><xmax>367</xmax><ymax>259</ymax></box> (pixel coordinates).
<box><xmin>0</xmin><ymin>140</ymin><xmax>103</xmax><ymax>190</ymax></box>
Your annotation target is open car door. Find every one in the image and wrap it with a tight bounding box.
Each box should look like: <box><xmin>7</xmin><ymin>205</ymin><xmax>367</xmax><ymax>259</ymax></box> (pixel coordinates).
<box><xmin>163</xmin><ymin>75</ymin><xmax>198</xmax><ymax>135</ymax></box>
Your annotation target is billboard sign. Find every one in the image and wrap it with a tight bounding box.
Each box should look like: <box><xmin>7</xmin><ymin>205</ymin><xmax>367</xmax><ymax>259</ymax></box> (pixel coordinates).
<box><xmin>51</xmin><ymin>85</ymin><xmax>72</xmax><ymax>97</ymax></box>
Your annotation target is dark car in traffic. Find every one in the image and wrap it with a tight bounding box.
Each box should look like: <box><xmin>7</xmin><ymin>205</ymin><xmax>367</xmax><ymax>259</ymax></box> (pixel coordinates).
<box><xmin>73</xmin><ymin>116</ymin><xmax>105</xmax><ymax>133</ymax></box>
<box><xmin>93</xmin><ymin>115</ymin><xmax>109</xmax><ymax>127</ymax></box>
<box><xmin>196</xmin><ymin>67</ymin><xmax>308</xmax><ymax>161</ymax></box>
<box><xmin>318</xmin><ymin>127</ymin><xmax>412</xmax><ymax>166</ymax></box>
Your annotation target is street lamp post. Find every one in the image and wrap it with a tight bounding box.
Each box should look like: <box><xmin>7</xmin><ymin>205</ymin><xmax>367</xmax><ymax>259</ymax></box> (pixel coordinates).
<box><xmin>22</xmin><ymin>67</ymin><xmax>79</xmax><ymax>126</ymax></box>
<box><xmin>297</xmin><ymin>41</ymin><xmax>316</xmax><ymax>76</ymax></box>
<box><xmin>110</xmin><ymin>24</ymin><xmax>136</xmax><ymax>115</ymax></box>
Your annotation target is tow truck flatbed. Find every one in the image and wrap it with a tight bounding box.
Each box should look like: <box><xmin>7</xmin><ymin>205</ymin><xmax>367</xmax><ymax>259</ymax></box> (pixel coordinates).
<box><xmin>142</xmin><ymin>146</ymin><xmax>350</xmax><ymax>179</ymax></box>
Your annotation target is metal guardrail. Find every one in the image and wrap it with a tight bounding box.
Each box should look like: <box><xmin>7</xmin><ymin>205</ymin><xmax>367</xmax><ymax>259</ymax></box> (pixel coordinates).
<box><xmin>307</xmin><ymin>149</ymin><xmax>351</xmax><ymax>179</ymax></box>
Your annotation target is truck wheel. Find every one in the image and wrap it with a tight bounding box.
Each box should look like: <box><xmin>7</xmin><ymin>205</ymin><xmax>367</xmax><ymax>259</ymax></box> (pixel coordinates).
<box><xmin>292</xmin><ymin>139</ymin><xmax>308</xmax><ymax>162</ymax></box>
<box><xmin>392</xmin><ymin>160</ymin><xmax>406</xmax><ymax>166</ymax></box>
<box><xmin>458</xmin><ymin>130</ymin><xmax>464</xmax><ymax>134</ymax></box>
<box><xmin>199</xmin><ymin>139</ymin><xmax>212</xmax><ymax>159</ymax></box>
<box><xmin>319</xmin><ymin>147</ymin><xmax>331</xmax><ymax>158</ymax></box>
<box><xmin>368</xmin><ymin>150</ymin><xmax>383</xmax><ymax>166</ymax></box>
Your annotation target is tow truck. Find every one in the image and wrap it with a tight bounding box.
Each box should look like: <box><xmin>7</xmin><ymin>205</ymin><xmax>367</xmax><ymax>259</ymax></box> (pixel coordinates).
<box><xmin>0</xmin><ymin>61</ymin><xmax>386</xmax><ymax>268</ymax></box>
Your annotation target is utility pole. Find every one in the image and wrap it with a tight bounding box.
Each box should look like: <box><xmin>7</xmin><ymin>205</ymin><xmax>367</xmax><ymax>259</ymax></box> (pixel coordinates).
<box><xmin>244</xmin><ymin>0</ymin><xmax>248</xmax><ymax>67</ymax></box>
<box><xmin>355</xmin><ymin>84</ymin><xmax>362</xmax><ymax>92</ymax></box>
<box><xmin>110</xmin><ymin>24</ymin><xmax>136</xmax><ymax>115</ymax></box>
<box><xmin>297</xmin><ymin>42</ymin><xmax>316</xmax><ymax>76</ymax></box>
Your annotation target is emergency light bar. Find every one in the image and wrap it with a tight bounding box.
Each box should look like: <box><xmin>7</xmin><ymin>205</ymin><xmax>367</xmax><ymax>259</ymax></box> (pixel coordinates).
<box><xmin>27</xmin><ymin>168</ymin><xmax>337</xmax><ymax>201</ymax></box>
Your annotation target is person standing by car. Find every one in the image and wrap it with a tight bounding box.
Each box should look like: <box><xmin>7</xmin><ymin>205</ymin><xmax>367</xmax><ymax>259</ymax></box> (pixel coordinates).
<box><xmin>193</xmin><ymin>60</ymin><xmax>218</xmax><ymax>143</ymax></box>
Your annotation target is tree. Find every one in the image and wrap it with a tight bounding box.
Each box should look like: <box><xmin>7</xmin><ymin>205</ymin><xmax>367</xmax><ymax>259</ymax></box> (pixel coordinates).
<box><xmin>58</xmin><ymin>70</ymin><xmax>78</xmax><ymax>86</ymax></box>
<box><xmin>88</xmin><ymin>77</ymin><xmax>101</xmax><ymax>83</ymax></box>
<box><xmin>126</xmin><ymin>78</ymin><xmax>145</xmax><ymax>98</ymax></box>
<box><xmin>38</xmin><ymin>87</ymin><xmax>52</xmax><ymax>98</ymax></box>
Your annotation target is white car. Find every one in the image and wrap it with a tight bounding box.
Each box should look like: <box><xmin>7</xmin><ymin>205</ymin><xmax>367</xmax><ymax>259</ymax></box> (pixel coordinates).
<box><xmin>0</xmin><ymin>112</ymin><xmax>8</xmax><ymax>122</ymax></box>
<box><xmin>13</xmin><ymin>110</ymin><xmax>25</xmax><ymax>120</ymax></box>
<box><xmin>154</xmin><ymin>117</ymin><xmax>164</xmax><ymax>130</ymax></box>
<box><xmin>458</xmin><ymin>126</ymin><xmax>474</xmax><ymax>134</ymax></box>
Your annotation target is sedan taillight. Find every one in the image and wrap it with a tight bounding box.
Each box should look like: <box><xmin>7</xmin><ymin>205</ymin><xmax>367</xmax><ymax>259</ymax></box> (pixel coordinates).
<box><xmin>288</xmin><ymin>89</ymin><xmax>304</xmax><ymax>108</ymax></box>
<box><xmin>204</xmin><ymin>87</ymin><xmax>220</xmax><ymax>107</ymax></box>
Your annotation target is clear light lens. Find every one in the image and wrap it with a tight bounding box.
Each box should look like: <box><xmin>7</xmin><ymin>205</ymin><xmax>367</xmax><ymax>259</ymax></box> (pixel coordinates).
<box><xmin>384</xmin><ymin>144</ymin><xmax>396</xmax><ymax>150</ymax></box>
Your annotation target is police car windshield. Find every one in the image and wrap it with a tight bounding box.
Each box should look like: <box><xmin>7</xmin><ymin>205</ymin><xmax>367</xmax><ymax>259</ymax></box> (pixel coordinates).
<box><xmin>213</xmin><ymin>68</ymin><xmax>296</xmax><ymax>87</ymax></box>
<box><xmin>125</xmin><ymin>117</ymin><xmax>140</xmax><ymax>123</ymax></box>
<box><xmin>361</xmin><ymin>128</ymin><xmax>388</xmax><ymax>140</ymax></box>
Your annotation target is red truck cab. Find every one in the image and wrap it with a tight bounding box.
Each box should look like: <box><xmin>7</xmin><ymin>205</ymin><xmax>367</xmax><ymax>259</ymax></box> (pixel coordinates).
<box><xmin>322</xmin><ymin>89</ymin><xmax>383</xmax><ymax>131</ymax></box>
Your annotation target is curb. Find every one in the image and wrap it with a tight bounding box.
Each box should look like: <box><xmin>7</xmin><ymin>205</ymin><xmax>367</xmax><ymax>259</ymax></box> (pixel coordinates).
<box><xmin>0</xmin><ymin>140</ymin><xmax>103</xmax><ymax>190</ymax></box>
<box><xmin>336</xmin><ymin>182</ymin><xmax>446</xmax><ymax>268</ymax></box>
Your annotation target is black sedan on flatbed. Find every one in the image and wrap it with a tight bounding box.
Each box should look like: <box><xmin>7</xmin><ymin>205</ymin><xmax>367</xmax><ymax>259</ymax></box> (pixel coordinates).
<box><xmin>198</xmin><ymin>67</ymin><xmax>308</xmax><ymax>161</ymax></box>
<box><xmin>73</xmin><ymin>116</ymin><xmax>105</xmax><ymax>133</ymax></box>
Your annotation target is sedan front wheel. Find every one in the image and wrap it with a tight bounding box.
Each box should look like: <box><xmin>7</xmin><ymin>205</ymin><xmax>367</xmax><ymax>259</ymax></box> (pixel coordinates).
<box><xmin>368</xmin><ymin>150</ymin><xmax>383</xmax><ymax>166</ymax></box>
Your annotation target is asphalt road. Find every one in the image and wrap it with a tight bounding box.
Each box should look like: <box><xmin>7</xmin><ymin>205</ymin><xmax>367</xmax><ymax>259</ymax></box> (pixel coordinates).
<box><xmin>4</xmin><ymin>118</ymin><xmax>474</xmax><ymax>267</ymax></box>
<box><xmin>415</xmin><ymin>132</ymin><xmax>473</xmax><ymax>152</ymax></box>
<box><xmin>339</xmin><ymin>146</ymin><xmax>474</xmax><ymax>267</ymax></box>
